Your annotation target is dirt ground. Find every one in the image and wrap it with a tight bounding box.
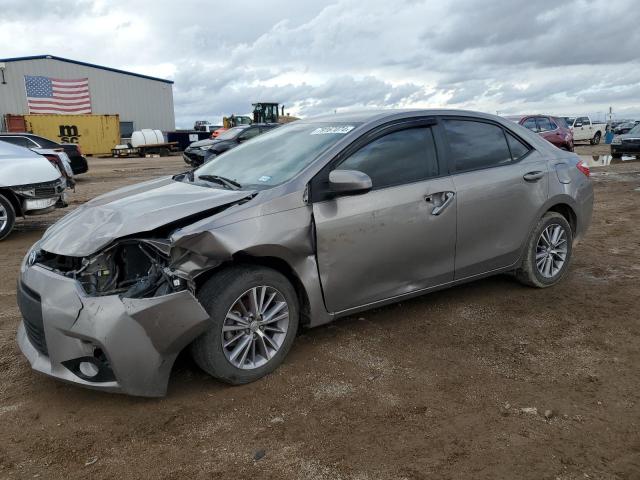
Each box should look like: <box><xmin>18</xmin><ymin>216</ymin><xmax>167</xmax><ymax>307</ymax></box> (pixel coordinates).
<box><xmin>0</xmin><ymin>148</ymin><xmax>639</xmax><ymax>480</ymax></box>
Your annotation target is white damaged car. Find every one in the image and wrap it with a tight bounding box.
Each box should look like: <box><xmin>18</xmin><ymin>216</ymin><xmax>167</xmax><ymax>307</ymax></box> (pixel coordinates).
<box><xmin>0</xmin><ymin>141</ymin><xmax>67</xmax><ymax>240</ymax></box>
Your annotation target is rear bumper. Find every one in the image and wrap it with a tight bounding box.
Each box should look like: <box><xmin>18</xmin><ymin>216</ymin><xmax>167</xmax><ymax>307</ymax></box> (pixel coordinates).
<box><xmin>574</xmin><ymin>181</ymin><xmax>594</xmax><ymax>244</ymax></box>
<box><xmin>17</xmin><ymin>265</ymin><xmax>209</xmax><ymax>397</ymax></box>
<box><xmin>69</xmin><ymin>155</ymin><xmax>89</xmax><ymax>175</ymax></box>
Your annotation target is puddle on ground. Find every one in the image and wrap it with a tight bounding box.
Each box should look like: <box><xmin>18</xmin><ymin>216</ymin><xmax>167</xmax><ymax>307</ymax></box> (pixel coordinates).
<box><xmin>578</xmin><ymin>155</ymin><xmax>639</xmax><ymax>167</ymax></box>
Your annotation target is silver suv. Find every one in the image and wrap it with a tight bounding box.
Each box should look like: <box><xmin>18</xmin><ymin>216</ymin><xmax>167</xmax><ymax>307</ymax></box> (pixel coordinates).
<box><xmin>17</xmin><ymin>109</ymin><xmax>593</xmax><ymax>396</ymax></box>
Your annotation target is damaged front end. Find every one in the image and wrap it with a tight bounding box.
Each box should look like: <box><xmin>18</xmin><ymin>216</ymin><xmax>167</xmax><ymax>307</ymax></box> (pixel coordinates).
<box><xmin>34</xmin><ymin>238</ymin><xmax>189</xmax><ymax>299</ymax></box>
<box><xmin>18</xmin><ymin>237</ymin><xmax>211</xmax><ymax>397</ymax></box>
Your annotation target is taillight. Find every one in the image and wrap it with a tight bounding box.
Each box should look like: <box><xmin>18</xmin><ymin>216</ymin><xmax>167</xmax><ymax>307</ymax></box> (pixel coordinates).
<box><xmin>76</xmin><ymin>144</ymin><xmax>82</xmax><ymax>155</ymax></box>
<box><xmin>43</xmin><ymin>154</ymin><xmax>58</xmax><ymax>167</ymax></box>
<box><xmin>576</xmin><ymin>160</ymin><xmax>590</xmax><ymax>177</ymax></box>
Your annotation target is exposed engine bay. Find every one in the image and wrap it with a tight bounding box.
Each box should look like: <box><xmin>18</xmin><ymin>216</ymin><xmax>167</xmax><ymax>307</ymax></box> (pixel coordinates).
<box><xmin>35</xmin><ymin>239</ymin><xmax>188</xmax><ymax>299</ymax></box>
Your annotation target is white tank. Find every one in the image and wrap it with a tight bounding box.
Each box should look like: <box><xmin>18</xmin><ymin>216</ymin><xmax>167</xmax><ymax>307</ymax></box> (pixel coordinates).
<box><xmin>131</xmin><ymin>129</ymin><xmax>164</xmax><ymax>147</ymax></box>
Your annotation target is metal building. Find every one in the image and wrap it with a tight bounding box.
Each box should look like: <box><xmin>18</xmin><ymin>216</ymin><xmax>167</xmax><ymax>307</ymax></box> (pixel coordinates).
<box><xmin>0</xmin><ymin>55</ymin><xmax>175</xmax><ymax>135</ymax></box>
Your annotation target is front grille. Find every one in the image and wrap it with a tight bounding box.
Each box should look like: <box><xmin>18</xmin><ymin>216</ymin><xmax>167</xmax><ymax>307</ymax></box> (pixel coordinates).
<box><xmin>19</xmin><ymin>179</ymin><xmax>65</xmax><ymax>198</ymax></box>
<box><xmin>183</xmin><ymin>150</ymin><xmax>205</xmax><ymax>165</ymax></box>
<box><xmin>17</xmin><ymin>281</ymin><xmax>48</xmax><ymax>356</ymax></box>
<box><xmin>34</xmin><ymin>185</ymin><xmax>57</xmax><ymax>196</ymax></box>
<box><xmin>622</xmin><ymin>138</ymin><xmax>640</xmax><ymax>145</ymax></box>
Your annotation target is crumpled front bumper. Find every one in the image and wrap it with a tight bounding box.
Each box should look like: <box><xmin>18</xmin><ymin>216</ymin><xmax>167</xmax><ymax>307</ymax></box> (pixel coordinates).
<box><xmin>16</xmin><ymin>265</ymin><xmax>209</xmax><ymax>397</ymax></box>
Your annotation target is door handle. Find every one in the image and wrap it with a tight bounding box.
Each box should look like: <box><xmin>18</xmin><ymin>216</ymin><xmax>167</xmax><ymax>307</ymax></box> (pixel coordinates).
<box><xmin>430</xmin><ymin>191</ymin><xmax>455</xmax><ymax>216</ymax></box>
<box><xmin>523</xmin><ymin>171</ymin><xmax>545</xmax><ymax>182</ymax></box>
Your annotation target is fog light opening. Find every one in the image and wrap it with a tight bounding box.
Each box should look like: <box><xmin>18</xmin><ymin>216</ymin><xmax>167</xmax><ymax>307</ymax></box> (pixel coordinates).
<box><xmin>79</xmin><ymin>361</ymin><xmax>100</xmax><ymax>378</ymax></box>
<box><xmin>62</xmin><ymin>355</ymin><xmax>116</xmax><ymax>383</ymax></box>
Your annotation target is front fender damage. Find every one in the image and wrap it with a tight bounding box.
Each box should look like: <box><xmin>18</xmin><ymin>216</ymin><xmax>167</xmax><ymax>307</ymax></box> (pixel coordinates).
<box><xmin>168</xmin><ymin>207</ymin><xmax>333</xmax><ymax>327</ymax></box>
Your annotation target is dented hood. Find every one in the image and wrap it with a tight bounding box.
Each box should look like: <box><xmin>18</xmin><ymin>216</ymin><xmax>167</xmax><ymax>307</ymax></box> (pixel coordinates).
<box><xmin>39</xmin><ymin>176</ymin><xmax>253</xmax><ymax>257</ymax></box>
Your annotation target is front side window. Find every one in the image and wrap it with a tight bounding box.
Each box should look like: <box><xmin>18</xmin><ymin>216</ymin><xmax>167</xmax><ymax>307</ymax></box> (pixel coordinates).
<box><xmin>537</xmin><ymin>117</ymin><xmax>554</xmax><ymax>132</ymax></box>
<box><xmin>443</xmin><ymin>119</ymin><xmax>512</xmax><ymax>172</ymax></box>
<box><xmin>336</xmin><ymin>127</ymin><xmax>438</xmax><ymax>189</ymax></box>
<box><xmin>522</xmin><ymin>118</ymin><xmax>538</xmax><ymax>132</ymax></box>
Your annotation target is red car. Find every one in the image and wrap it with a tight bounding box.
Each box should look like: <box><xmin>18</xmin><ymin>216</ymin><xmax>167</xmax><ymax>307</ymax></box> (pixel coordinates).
<box><xmin>507</xmin><ymin>115</ymin><xmax>574</xmax><ymax>151</ymax></box>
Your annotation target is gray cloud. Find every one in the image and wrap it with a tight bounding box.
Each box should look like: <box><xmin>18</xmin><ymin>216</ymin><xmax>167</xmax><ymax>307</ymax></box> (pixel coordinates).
<box><xmin>1</xmin><ymin>0</ymin><xmax>638</xmax><ymax>127</ymax></box>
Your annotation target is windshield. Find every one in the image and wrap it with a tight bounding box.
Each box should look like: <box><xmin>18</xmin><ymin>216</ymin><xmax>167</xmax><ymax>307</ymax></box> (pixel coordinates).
<box><xmin>565</xmin><ymin>117</ymin><xmax>576</xmax><ymax>126</ymax></box>
<box><xmin>216</xmin><ymin>126</ymin><xmax>247</xmax><ymax>140</ymax></box>
<box><xmin>628</xmin><ymin>124</ymin><xmax>640</xmax><ymax>135</ymax></box>
<box><xmin>194</xmin><ymin>122</ymin><xmax>360</xmax><ymax>189</ymax></box>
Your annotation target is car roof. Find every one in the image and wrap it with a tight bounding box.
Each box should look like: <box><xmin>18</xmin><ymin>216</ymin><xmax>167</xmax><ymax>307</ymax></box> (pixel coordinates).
<box><xmin>300</xmin><ymin>108</ymin><xmax>544</xmax><ymax>125</ymax></box>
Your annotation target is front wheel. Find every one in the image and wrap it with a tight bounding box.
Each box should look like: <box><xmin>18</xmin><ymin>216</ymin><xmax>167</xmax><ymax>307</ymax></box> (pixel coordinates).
<box><xmin>0</xmin><ymin>194</ymin><xmax>16</xmax><ymax>241</ymax></box>
<box><xmin>191</xmin><ymin>265</ymin><xmax>299</xmax><ymax>384</ymax></box>
<box><xmin>516</xmin><ymin>212</ymin><xmax>573</xmax><ymax>288</ymax></box>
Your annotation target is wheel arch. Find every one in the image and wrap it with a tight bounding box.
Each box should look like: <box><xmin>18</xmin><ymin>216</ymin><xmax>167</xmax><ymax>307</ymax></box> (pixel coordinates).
<box><xmin>0</xmin><ymin>188</ymin><xmax>22</xmax><ymax>216</ymax></box>
<box><xmin>194</xmin><ymin>252</ymin><xmax>312</xmax><ymax>328</ymax></box>
<box><xmin>545</xmin><ymin>202</ymin><xmax>577</xmax><ymax>234</ymax></box>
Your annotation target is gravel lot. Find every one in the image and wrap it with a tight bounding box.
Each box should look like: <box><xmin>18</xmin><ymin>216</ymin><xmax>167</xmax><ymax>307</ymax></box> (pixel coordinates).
<box><xmin>1</xmin><ymin>147</ymin><xmax>639</xmax><ymax>479</ymax></box>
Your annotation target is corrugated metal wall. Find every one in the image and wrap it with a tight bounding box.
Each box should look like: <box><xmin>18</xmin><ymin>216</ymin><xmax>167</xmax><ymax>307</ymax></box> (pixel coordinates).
<box><xmin>0</xmin><ymin>58</ymin><xmax>175</xmax><ymax>133</ymax></box>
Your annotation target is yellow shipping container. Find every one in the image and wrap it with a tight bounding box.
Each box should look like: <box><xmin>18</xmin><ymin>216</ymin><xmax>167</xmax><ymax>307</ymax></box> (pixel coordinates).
<box><xmin>24</xmin><ymin>114</ymin><xmax>120</xmax><ymax>155</ymax></box>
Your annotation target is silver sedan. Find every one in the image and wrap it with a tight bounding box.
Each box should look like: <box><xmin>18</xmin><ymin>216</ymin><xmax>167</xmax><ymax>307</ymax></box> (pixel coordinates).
<box><xmin>17</xmin><ymin>109</ymin><xmax>593</xmax><ymax>396</ymax></box>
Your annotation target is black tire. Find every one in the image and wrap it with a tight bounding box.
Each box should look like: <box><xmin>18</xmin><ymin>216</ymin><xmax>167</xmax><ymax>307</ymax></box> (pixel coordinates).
<box><xmin>516</xmin><ymin>212</ymin><xmax>573</xmax><ymax>288</ymax></box>
<box><xmin>0</xmin><ymin>194</ymin><xmax>16</xmax><ymax>241</ymax></box>
<box><xmin>190</xmin><ymin>265</ymin><xmax>299</xmax><ymax>384</ymax></box>
<box><xmin>591</xmin><ymin>132</ymin><xmax>601</xmax><ymax>145</ymax></box>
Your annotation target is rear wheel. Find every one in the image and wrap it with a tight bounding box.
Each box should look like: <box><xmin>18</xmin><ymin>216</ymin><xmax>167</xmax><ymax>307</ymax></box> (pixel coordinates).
<box><xmin>191</xmin><ymin>265</ymin><xmax>299</xmax><ymax>384</ymax></box>
<box><xmin>0</xmin><ymin>194</ymin><xmax>16</xmax><ymax>241</ymax></box>
<box><xmin>516</xmin><ymin>212</ymin><xmax>573</xmax><ymax>288</ymax></box>
<box><xmin>591</xmin><ymin>131</ymin><xmax>601</xmax><ymax>145</ymax></box>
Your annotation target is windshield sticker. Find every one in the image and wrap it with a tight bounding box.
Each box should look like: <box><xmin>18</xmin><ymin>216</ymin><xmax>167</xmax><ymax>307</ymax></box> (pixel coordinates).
<box><xmin>258</xmin><ymin>175</ymin><xmax>272</xmax><ymax>182</ymax></box>
<box><xmin>310</xmin><ymin>126</ymin><xmax>355</xmax><ymax>135</ymax></box>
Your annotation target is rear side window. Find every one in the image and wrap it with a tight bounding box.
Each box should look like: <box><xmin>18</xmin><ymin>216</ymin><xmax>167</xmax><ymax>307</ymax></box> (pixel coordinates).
<box><xmin>522</xmin><ymin>118</ymin><xmax>538</xmax><ymax>132</ymax></box>
<box><xmin>0</xmin><ymin>136</ymin><xmax>33</xmax><ymax>148</ymax></box>
<box><xmin>537</xmin><ymin>117</ymin><xmax>554</xmax><ymax>132</ymax></box>
<box><xmin>555</xmin><ymin>117</ymin><xmax>568</xmax><ymax>129</ymax></box>
<box><xmin>30</xmin><ymin>135</ymin><xmax>59</xmax><ymax>148</ymax></box>
<box><xmin>443</xmin><ymin>120</ymin><xmax>512</xmax><ymax>172</ymax></box>
<box><xmin>337</xmin><ymin>127</ymin><xmax>438</xmax><ymax>188</ymax></box>
<box><xmin>505</xmin><ymin>132</ymin><xmax>531</xmax><ymax>161</ymax></box>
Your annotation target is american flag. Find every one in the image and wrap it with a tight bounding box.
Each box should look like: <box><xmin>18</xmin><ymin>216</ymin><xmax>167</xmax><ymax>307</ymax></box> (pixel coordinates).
<box><xmin>24</xmin><ymin>75</ymin><xmax>92</xmax><ymax>114</ymax></box>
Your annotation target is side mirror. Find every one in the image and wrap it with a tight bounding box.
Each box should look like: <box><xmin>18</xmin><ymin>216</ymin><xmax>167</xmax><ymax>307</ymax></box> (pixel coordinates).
<box><xmin>329</xmin><ymin>169</ymin><xmax>372</xmax><ymax>196</ymax></box>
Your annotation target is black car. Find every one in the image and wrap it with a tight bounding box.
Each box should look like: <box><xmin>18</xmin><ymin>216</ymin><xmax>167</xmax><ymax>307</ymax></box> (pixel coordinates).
<box><xmin>182</xmin><ymin>124</ymin><xmax>279</xmax><ymax>167</ymax></box>
<box><xmin>0</xmin><ymin>133</ymin><xmax>89</xmax><ymax>174</ymax></box>
<box><xmin>613</xmin><ymin>121</ymin><xmax>639</xmax><ymax>135</ymax></box>
<box><xmin>611</xmin><ymin>123</ymin><xmax>640</xmax><ymax>158</ymax></box>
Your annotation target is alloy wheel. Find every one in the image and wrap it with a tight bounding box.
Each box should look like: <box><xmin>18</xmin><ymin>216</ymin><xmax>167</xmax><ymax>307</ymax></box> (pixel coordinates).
<box><xmin>0</xmin><ymin>204</ymin><xmax>7</xmax><ymax>233</ymax></box>
<box><xmin>536</xmin><ymin>224</ymin><xmax>568</xmax><ymax>278</ymax></box>
<box><xmin>221</xmin><ymin>286</ymin><xmax>290</xmax><ymax>369</ymax></box>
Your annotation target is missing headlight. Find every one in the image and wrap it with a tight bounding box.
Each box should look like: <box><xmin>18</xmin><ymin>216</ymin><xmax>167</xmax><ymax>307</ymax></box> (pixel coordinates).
<box><xmin>37</xmin><ymin>240</ymin><xmax>186</xmax><ymax>299</ymax></box>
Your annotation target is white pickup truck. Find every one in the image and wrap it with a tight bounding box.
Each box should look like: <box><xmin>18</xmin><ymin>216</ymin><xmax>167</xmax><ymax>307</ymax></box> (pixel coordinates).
<box><xmin>564</xmin><ymin>116</ymin><xmax>607</xmax><ymax>145</ymax></box>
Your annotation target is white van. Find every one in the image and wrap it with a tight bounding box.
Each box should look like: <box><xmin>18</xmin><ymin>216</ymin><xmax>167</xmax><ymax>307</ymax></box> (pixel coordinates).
<box><xmin>0</xmin><ymin>141</ymin><xmax>67</xmax><ymax>240</ymax></box>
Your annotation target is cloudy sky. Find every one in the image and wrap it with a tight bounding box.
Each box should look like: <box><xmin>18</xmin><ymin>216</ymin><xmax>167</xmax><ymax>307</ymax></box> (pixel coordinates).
<box><xmin>2</xmin><ymin>0</ymin><xmax>639</xmax><ymax>127</ymax></box>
